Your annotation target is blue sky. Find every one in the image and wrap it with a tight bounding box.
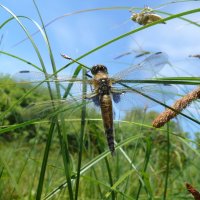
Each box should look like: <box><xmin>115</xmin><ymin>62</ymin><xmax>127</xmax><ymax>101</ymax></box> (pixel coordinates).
<box><xmin>1</xmin><ymin>0</ymin><xmax>200</xmax><ymax>74</ymax></box>
<box><xmin>1</xmin><ymin>0</ymin><xmax>200</xmax><ymax>133</ymax></box>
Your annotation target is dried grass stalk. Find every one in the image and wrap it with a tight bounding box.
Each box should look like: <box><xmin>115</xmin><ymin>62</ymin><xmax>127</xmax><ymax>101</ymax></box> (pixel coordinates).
<box><xmin>152</xmin><ymin>87</ymin><xmax>200</xmax><ymax>128</ymax></box>
<box><xmin>186</xmin><ymin>183</ymin><xmax>200</xmax><ymax>200</ymax></box>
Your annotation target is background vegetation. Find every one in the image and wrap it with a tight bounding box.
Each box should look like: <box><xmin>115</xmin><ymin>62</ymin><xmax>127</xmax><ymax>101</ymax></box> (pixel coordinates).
<box><xmin>0</xmin><ymin>1</ymin><xmax>200</xmax><ymax>200</ymax></box>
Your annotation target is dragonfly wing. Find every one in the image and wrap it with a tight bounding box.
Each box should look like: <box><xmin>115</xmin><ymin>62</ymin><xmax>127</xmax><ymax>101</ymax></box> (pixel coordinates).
<box><xmin>112</xmin><ymin>52</ymin><xmax>169</xmax><ymax>81</ymax></box>
<box><xmin>12</xmin><ymin>70</ymin><xmax>92</xmax><ymax>94</ymax></box>
<box><xmin>12</xmin><ymin>70</ymin><xmax>45</xmax><ymax>83</ymax></box>
<box><xmin>111</xmin><ymin>84</ymin><xmax>176</xmax><ymax>110</ymax></box>
<box><xmin>22</xmin><ymin>92</ymin><xmax>100</xmax><ymax>121</ymax></box>
<box><xmin>23</xmin><ymin>99</ymin><xmax>76</xmax><ymax>120</ymax></box>
<box><xmin>13</xmin><ymin>70</ymin><xmax>88</xmax><ymax>83</ymax></box>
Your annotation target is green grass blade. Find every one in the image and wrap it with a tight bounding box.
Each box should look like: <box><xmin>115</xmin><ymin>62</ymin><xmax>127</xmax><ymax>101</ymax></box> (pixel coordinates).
<box><xmin>104</xmin><ymin>157</ymin><xmax>115</xmax><ymax>200</ymax></box>
<box><xmin>57</xmin><ymin>123</ymin><xmax>74</xmax><ymax>200</ymax></box>
<box><xmin>115</xmin><ymin>140</ymin><xmax>147</xmax><ymax>190</ymax></box>
<box><xmin>0</xmin><ymin>5</ymin><xmax>57</xmax><ymax>117</ymax></box>
<box><xmin>43</xmin><ymin>134</ymin><xmax>144</xmax><ymax>199</ymax></box>
<box><xmin>32</xmin><ymin>2</ymin><xmax>76</xmax><ymax>198</ymax></box>
<box><xmin>57</xmin><ymin>8</ymin><xmax>200</xmax><ymax>73</ymax></box>
<box><xmin>157</xmin><ymin>10</ymin><xmax>200</xmax><ymax>27</ymax></box>
<box><xmin>0</xmin><ymin>119</ymin><xmax>38</xmax><ymax>134</ymax></box>
<box><xmin>0</xmin><ymin>81</ymin><xmax>44</xmax><ymax>120</ymax></box>
<box><xmin>75</xmin><ymin>69</ymin><xmax>87</xmax><ymax>200</ymax></box>
<box><xmin>105</xmin><ymin>169</ymin><xmax>133</xmax><ymax>199</ymax></box>
<box><xmin>119</xmin><ymin>83</ymin><xmax>200</xmax><ymax>126</ymax></box>
<box><xmin>81</xmin><ymin>175</ymin><xmax>133</xmax><ymax>200</ymax></box>
<box><xmin>63</xmin><ymin>65</ymin><xmax>82</xmax><ymax>99</ymax></box>
<box><xmin>136</xmin><ymin>139</ymin><xmax>153</xmax><ymax>200</ymax></box>
<box><xmin>0</xmin><ymin>5</ymin><xmax>46</xmax><ymax>72</ymax></box>
<box><xmin>178</xmin><ymin>137</ymin><xmax>200</xmax><ymax>157</ymax></box>
<box><xmin>13</xmin><ymin>6</ymin><xmax>130</xmax><ymax>47</ymax></box>
<box><xmin>119</xmin><ymin>79</ymin><xmax>200</xmax><ymax>85</ymax></box>
<box><xmin>0</xmin><ymin>50</ymin><xmax>41</xmax><ymax>71</ymax></box>
<box><xmin>163</xmin><ymin>125</ymin><xmax>170</xmax><ymax>200</ymax></box>
<box><xmin>0</xmin><ymin>154</ymin><xmax>20</xmax><ymax>197</ymax></box>
<box><xmin>157</xmin><ymin>77</ymin><xmax>200</xmax><ymax>81</ymax></box>
<box><xmin>13</xmin><ymin>5</ymin><xmax>200</xmax><ymax>47</ymax></box>
<box><xmin>36</xmin><ymin>122</ymin><xmax>56</xmax><ymax>200</ymax></box>
<box><xmin>32</xmin><ymin>0</ymin><xmax>61</xmax><ymax>97</ymax></box>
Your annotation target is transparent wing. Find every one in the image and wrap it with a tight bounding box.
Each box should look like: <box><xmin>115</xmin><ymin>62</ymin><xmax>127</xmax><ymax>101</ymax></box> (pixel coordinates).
<box><xmin>112</xmin><ymin>84</ymin><xmax>177</xmax><ymax>110</ymax></box>
<box><xmin>12</xmin><ymin>70</ymin><xmax>92</xmax><ymax>94</ymax></box>
<box><xmin>13</xmin><ymin>71</ymin><xmax>103</xmax><ymax>121</ymax></box>
<box><xmin>112</xmin><ymin>52</ymin><xmax>169</xmax><ymax>81</ymax></box>
<box><xmin>114</xmin><ymin>50</ymin><xmax>151</xmax><ymax>60</ymax></box>
<box><xmin>22</xmin><ymin>93</ymin><xmax>98</xmax><ymax>121</ymax></box>
<box><xmin>23</xmin><ymin>99</ymin><xmax>79</xmax><ymax>120</ymax></box>
<box><xmin>13</xmin><ymin>70</ymin><xmax>89</xmax><ymax>84</ymax></box>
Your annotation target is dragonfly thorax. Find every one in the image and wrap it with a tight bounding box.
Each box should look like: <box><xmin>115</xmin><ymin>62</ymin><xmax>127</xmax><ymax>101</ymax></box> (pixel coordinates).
<box><xmin>98</xmin><ymin>78</ymin><xmax>110</xmax><ymax>95</ymax></box>
<box><xmin>91</xmin><ymin>65</ymin><xmax>108</xmax><ymax>75</ymax></box>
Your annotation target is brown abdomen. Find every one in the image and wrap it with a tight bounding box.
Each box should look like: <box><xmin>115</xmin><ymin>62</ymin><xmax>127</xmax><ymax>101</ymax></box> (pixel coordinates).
<box><xmin>99</xmin><ymin>95</ymin><xmax>115</xmax><ymax>155</ymax></box>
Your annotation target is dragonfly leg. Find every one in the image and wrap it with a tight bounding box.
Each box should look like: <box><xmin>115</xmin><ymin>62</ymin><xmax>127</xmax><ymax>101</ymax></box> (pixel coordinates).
<box><xmin>83</xmin><ymin>91</ymin><xmax>98</xmax><ymax>99</ymax></box>
<box><xmin>83</xmin><ymin>91</ymin><xmax>100</xmax><ymax>106</ymax></box>
<box><xmin>86</xmin><ymin>71</ymin><xmax>92</xmax><ymax>78</ymax></box>
<box><xmin>111</xmin><ymin>88</ymin><xmax>127</xmax><ymax>94</ymax></box>
<box><xmin>111</xmin><ymin>88</ymin><xmax>127</xmax><ymax>104</ymax></box>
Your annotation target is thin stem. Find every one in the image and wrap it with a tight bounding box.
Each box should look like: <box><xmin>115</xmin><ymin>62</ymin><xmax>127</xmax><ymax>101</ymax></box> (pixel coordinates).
<box><xmin>75</xmin><ymin>69</ymin><xmax>87</xmax><ymax>200</ymax></box>
<box><xmin>163</xmin><ymin>124</ymin><xmax>170</xmax><ymax>200</ymax></box>
<box><xmin>136</xmin><ymin>138</ymin><xmax>152</xmax><ymax>200</ymax></box>
<box><xmin>36</xmin><ymin>122</ymin><xmax>55</xmax><ymax>200</ymax></box>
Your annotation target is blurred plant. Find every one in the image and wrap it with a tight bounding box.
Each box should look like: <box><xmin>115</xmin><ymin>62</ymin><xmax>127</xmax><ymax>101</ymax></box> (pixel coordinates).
<box><xmin>186</xmin><ymin>183</ymin><xmax>200</xmax><ymax>200</ymax></box>
<box><xmin>0</xmin><ymin>76</ymin><xmax>51</xmax><ymax>141</ymax></box>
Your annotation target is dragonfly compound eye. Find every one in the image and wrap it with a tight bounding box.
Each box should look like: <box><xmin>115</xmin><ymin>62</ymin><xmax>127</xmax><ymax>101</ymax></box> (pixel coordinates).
<box><xmin>91</xmin><ymin>65</ymin><xmax>108</xmax><ymax>75</ymax></box>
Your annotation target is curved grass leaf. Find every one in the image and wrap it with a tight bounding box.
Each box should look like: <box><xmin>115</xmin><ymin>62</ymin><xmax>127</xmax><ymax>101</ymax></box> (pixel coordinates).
<box><xmin>43</xmin><ymin>134</ymin><xmax>144</xmax><ymax>199</ymax></box>
<box><xmin>0</xmin><ymin>50</ymin><xmax>41</xmax><ymax>71</ymax></box>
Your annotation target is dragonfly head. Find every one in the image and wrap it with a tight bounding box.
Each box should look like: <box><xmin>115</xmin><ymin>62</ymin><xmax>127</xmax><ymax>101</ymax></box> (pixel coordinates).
<box><xmin>131</xmin><ymin>13</ymin><xmax>138</xmax><ymax>22</ymax></box>
<box><xmin>91</xmin><ymin>65</ymin><xmax>108</xmax><ymax>75</ymax></box>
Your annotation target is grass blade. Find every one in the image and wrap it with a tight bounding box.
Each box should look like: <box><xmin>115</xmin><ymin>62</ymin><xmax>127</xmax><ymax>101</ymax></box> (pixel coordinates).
<box><xmin>57</xmin><ymin>8</ymin><xmax>200</xmax><ymax>74</ymax></box>
<box><xmin>0</xmin><ymin>50</ymin><xmax>41</xmax><ymax>71</ymax></box>
<box><xmin>163</xmin><ymin>124</ymin><xmax>170</xmax><ymax>200</ymax></box>
<box><xmin>136</xmin><ymin>138</ymin><xmax>152</xmax><ymax>200</ymax></box>
<box><xmin>75</xmin><ymin>69</ymin><xmax>87</xmax><ymax>200</ymax></box>
<box><xmin>36</xmin><ymin>122</ymin><xmax>56</xmax><ymax>200</ymax></box>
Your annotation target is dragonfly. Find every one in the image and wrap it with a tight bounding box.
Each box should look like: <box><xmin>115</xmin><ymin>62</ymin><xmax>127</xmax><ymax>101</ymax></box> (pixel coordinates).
<box><xmin>131</xmin><ymin>6</ymin><xmax>166</xmax><ymax>26</ymax></box>
<box><xmin>14</xmin><ymin>52</ymin><xmax>176</xmax><ymax>155</ymax></box>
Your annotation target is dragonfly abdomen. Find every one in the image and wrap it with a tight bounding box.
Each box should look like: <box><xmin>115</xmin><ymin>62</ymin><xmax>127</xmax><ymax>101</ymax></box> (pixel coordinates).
<box><xmin>99</xmin><ymin>95</ymin><xmax>115</xmax><ymax>155</ymax></box>
<box><xmin>105</xmin><ymin>128</ymin><xmax>115</xmax><ymax>156</ymax></box>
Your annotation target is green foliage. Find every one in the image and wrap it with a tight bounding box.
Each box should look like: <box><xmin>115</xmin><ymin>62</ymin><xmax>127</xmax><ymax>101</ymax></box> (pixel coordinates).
<box><xmin>0</xmin><ymin>76</ymin><xmax>51</xmax><ymax>141</ymax></box>
<box><xmin>0</xmin><ymin>76</ymin><xmax>98</xmax><ymax>146</ymax></box>
<box><xmin>0</xmin><ymin>77</ymin><xmax>199</xmax><ymax>199</ymax></box>
<box><xmin>0</xmin><ymin>76</ymin><xmax>199</xmax><ymax>199</ymax></box>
